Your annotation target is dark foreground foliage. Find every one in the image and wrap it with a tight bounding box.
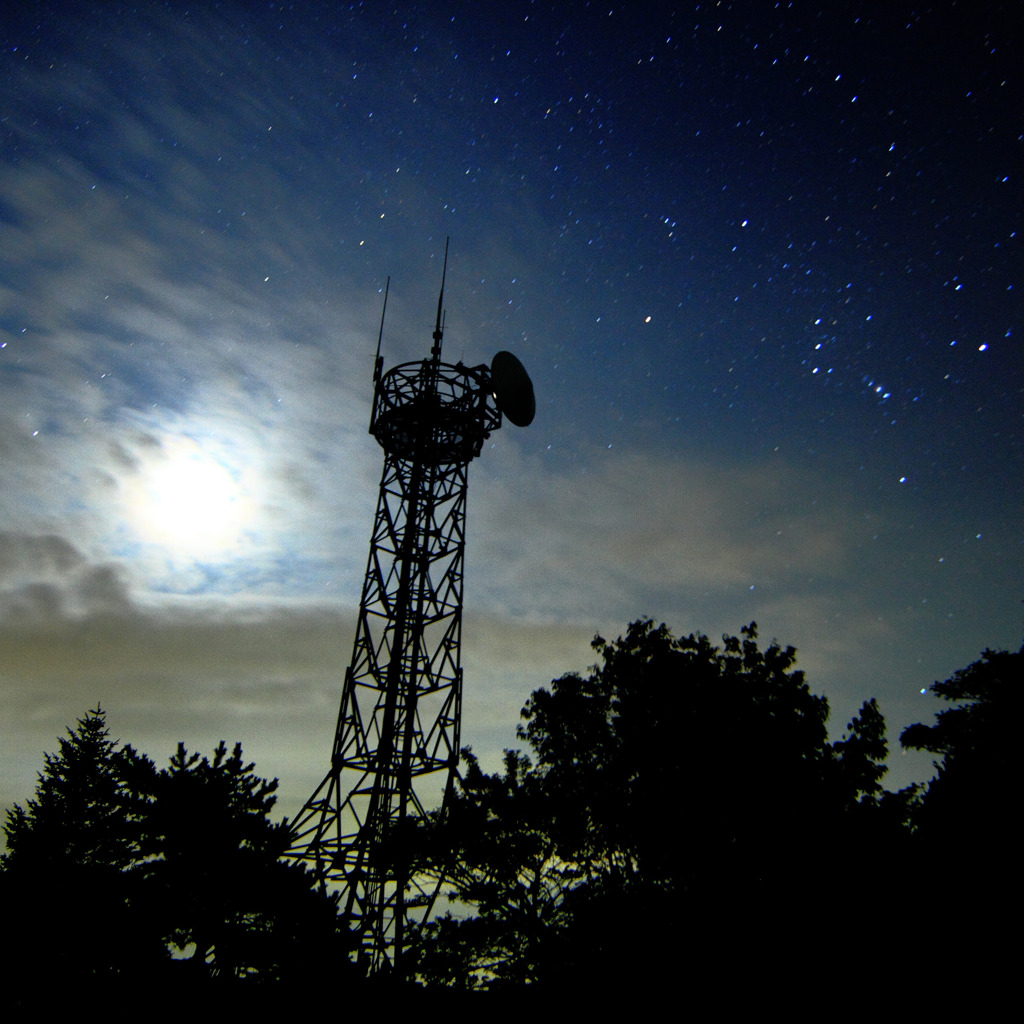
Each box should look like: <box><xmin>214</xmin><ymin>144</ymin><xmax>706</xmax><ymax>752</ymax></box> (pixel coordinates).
<box><xmin>409</xmin><ymin>621</ymin><xmax>906</xmax><ymax>990</ymax></box>
<box><xmin>1</xmin><ymin>709</ymin><xmax>353</xmax><ymax>1005</ymax></box>
<box><xmin>898</xmin><ymin>643</ymin><xmax>1022</xmax><ymax>980</ymax></box>
<box><xmin>4</xmin><ymin>628</ymin><xmax>1019</xmax><ymax>1000</ymax></box>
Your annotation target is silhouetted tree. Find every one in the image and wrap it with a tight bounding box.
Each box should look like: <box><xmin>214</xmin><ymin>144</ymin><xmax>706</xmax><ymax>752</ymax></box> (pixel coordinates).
<box><xmin>1</xmin><ymin>707</ymin><xmax>166</xmax><ymax>996</ymax></box>
<box><xmin>901</xmin><ymin>643</ymin><xmax>1021</xmax><ymax>836</ymax></box>
<box><xmin>131</xmin><ymin>740</ymin><xmax>345</xmax><ymax>981</ymax></box>
<box><xmin>411</xmin><ymin>748</ymin><xmax>571</xmax><ymax>988</ymax></box>
<box><xmin>2</xmin><ymin>708</ymin><xmax>348</xmax><ymax>1001</ymax></box>
<box><xmin>412</xmin><ymin>621</ymin><xmax>894</xmax><ymax>990</ymax></box>
<box><xmin>898</xmin><ymin>644</ymin><xmax>1021</xmax><ymax>974</ymax></box>
<box><xmin>3</xmin><ymin>706</ymin><xmax>138</xmax><ymax>872</ymax></box>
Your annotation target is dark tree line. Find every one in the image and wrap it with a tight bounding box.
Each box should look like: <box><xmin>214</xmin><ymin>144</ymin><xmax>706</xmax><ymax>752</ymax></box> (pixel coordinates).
<box><xmin>1</xmin><ymin>709</ymin><xmax>352</xmax><ymax>1006</ymax></box>
<box><xmin>897</xmin><ymin>645</ymin><xmax>1019</xmax><ymax>983</ymax></box>
<box><xmin>408</xmin><ymin>621</ymin><xmax>903</xmax><ymax>990</ymax></box>
<box><xmin>3</xmin><ymin>622</ymin><xmax>1019</xmax><ymax>998</ymax></box>
<box><xmin>410</xmin><ymin>621</ymin><xmax>1020</xmax><ymax>995</ymax></box>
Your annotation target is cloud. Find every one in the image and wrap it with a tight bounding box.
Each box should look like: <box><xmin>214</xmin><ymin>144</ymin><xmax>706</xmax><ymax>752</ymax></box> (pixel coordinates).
<box><xmin>470</xmin><ymin>442</ymin><xmax>867</xmax><ymax>622</ymax></box>
<box><xmin>0</xmin><ymin>529</ymin><xmax>357</xmax><ymax>816</ymax></box>
<box><xmin>0</xmin><ymin>532</ymin><xmax>132</xmax><ymax>623</ymax></box>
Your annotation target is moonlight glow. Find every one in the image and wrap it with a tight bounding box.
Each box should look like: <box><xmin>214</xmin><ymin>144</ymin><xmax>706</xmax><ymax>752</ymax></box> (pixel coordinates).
<box><xmin>126</xmin><ymin>435</ymin><xmax>257</xmax><ymax>561</ymax></box>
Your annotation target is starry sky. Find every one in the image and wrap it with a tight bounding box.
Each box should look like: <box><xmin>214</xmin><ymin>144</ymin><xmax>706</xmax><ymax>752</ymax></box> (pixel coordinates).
<box><xmin>2</xmin><ymin>2</ymin><xmax>1021</xmax><ymax>821</ymax></box>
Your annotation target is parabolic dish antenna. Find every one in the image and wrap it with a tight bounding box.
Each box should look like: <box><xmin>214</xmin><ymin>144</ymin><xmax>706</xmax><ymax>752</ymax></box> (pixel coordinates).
<box><xmin>491</xmin><ymin>350</ymin><xmax>536</xmax><ymax>427</ymax></box>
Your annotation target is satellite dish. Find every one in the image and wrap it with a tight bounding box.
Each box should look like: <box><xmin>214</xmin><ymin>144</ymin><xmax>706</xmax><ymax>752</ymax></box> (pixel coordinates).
<box><xmin>491</xmin><ymin>351</ymin><xmax>535</xmax><ymax>427</ymax></box>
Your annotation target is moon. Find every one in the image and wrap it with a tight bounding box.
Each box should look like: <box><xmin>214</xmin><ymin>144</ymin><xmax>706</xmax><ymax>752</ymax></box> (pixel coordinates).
<box><xmin>125</xmin><ymin>434</ymin><xmax>257</xmax><ymax>562</ymax></box>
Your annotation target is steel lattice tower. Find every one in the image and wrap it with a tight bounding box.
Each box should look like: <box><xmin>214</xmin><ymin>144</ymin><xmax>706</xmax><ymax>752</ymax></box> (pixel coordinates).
<box><xmin>286</xmin><ymin>245</ymin><xmax>534</xmax><ymax>976</ymax></box>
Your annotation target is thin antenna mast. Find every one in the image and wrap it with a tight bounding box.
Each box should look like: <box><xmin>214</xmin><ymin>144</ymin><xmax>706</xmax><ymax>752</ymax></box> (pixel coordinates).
<box><xmin>374</xmin><ymin>276</ymin><xmax>390</xmax><ymax>384</ymax></box>
<box><xmin>431</xmin><ymin>237</ymin><xmax>449</xmax><ymax>361</ymax></box>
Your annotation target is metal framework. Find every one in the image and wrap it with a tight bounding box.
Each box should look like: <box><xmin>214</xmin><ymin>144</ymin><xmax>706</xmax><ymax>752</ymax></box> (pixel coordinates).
<box><xmin>286</xmin><ymin>262</ymin><xmax>506</xmax><ymax>976</ymax></box>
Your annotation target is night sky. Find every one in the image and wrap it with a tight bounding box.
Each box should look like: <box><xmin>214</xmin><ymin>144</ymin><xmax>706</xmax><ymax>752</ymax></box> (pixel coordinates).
<box><xmin>2</xmin><ymin>2</ymin><xmax>1021</xmax><ymax>820</ymax></box>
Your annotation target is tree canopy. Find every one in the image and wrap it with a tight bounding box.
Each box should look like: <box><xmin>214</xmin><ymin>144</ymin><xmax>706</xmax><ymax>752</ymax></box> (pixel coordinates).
<box><xmin>411</xmin><ymin>620</ymin><xmax>895</xmax><ymax>990</ymax></box>
<box><xmin>901</xmin><ymin>643</ymin><xmax>1022</xmax><ymax>833</ymax></box>
<box><xmin>5</xmin><ymin>629</ymin><xmax>1017</xmax><ymax>998</ymax></box>
<box><xmin>897</xmin><ymin>643</ymin><xmax>1021</xmax><ymax>974</ymax></box>
<box><xmin>1</xmin><ymin>708</ymin><xmax>349</xmax><ymax>1001</ymax></box>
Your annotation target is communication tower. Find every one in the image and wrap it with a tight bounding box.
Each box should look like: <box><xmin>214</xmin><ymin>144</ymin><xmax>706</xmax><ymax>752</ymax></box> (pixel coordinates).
<box><xmin>286</xmin><ymin>241</ymin><xmax>535</xmax><ymax>975</ymax></box>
